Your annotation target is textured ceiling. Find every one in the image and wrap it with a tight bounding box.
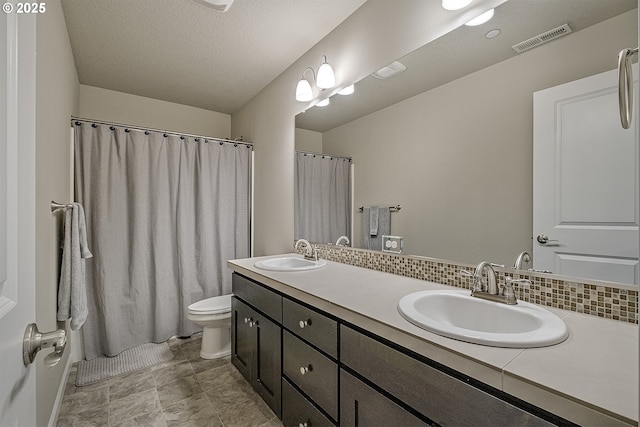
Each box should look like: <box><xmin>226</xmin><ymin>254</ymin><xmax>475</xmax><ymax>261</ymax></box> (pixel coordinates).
<box><xmin>61</xmin><ymin>0</ymin><xmax>367</xmax><ymax>114</ymax></box>
<box><xmin>296</xmin><ymin>0</ymin><xmax>637</xmax><ymax>132</ymax></box>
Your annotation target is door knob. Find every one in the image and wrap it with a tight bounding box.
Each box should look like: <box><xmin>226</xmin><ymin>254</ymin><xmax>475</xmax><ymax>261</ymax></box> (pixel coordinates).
<box><xmin>23</xmin><ymin>323</ymin><xmax>66</xmax><ymax>367</ymax></box>
<box><xmin>536</xmin><ymin>234</ymin><xmax>559</xmax><ymax>244</ymax></box>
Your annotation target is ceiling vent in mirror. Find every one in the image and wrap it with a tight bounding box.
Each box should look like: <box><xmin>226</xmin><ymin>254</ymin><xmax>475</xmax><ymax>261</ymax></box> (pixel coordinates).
<box><xmin>512</xmin><ymin>24</ymin><xmax>572</xmax><ymax>54</ymax></box>
<box><xmin>192</xmin><ymin>0</ymin><xmax>234</xmax><ymax>12</ymax></box>
<box><xmin>372</xmin><ymin>61</ymin><xmax>407</xmax><ymax>80</ymax></box>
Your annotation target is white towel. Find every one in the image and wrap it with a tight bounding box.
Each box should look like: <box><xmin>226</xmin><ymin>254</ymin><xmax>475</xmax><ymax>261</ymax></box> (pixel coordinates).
<box><xmin>57</xmin><ymin>203</ymin><xmax>93</xmax><ymax>330</ymax></box>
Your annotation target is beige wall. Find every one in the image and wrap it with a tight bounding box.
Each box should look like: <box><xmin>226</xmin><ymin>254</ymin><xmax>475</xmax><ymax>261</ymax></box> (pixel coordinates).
<box><xmin>79</xmin><ymin>85</ymin><xmax>231</xmax><ymax>137</ymax></box>
<box><xmin>322</xmin><ymin>10</ymin><xmax>637</xmax><ymax>267</ymax></box>
<box><xmin>35</xmin><ymin>1</ymin><xmax>80</xmax><ymax>425</ymax></box>
<box><xmin>295</xmin><ymin>128</ymin><xmax>323</xmax><ymax>153</ymax></box>
<box><xmin>232</xmin><ymin>0</ymin><xmax>506</xmax><ymax>256</ymax></box>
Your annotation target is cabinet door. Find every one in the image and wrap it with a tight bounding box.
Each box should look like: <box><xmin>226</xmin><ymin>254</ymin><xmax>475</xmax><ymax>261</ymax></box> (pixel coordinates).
<box><xmin>231</xmin><ymin>297</ymin><xmax>254</xmax><ymax>381</ymax></box>
<box><xmin>340</xmin><ymin>369</ymin><xmax>431</xmax><ymax>427</ymax></box>
<box><xmin>253</xmin><ymin>312</ymin><xmax>282</xmax><ymax>418</ymax></box>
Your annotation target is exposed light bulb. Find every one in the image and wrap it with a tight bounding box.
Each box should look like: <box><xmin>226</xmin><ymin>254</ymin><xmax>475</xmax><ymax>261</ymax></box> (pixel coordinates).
<box><xmin>295</xmin><ymin>78</ymin><xmax>313</xmax><ymax>102</ymax></box>
<box><xmin>316</xmin><ymin>56</ymin><xmax>335</xmax><ymax>89</ymax></box>
<box><xmin>316</xmin><ymin>98</ymin><xmax>330</xmax><ymax>107</ymax></box>
<box><xmin>338</xmin><ymin>84</ymin><xmax>354</xmax><ymax>96</ymax></box>
<box><xmin>441</xmin><ymin>0</ymin><xmax>472</xmax><ymax>11</ymax></box>
<box><xmin>465</xmin><ymin>8</ymin><xmax>494</xmax><ymax>26</ymax></box>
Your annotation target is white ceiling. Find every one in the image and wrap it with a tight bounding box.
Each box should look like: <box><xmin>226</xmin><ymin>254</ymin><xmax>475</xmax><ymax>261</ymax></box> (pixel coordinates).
<box><xmin>61</xmin><ymin>0</ymin><xmax>368</xmax><ymax>114</ymax></box>
<box><xmin>296</xmin><ymin>0</ymin><xmax>637</xmax><ymax>132</ymax></box>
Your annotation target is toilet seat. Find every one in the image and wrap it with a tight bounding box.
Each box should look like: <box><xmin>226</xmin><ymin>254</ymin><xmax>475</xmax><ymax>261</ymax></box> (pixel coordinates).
<box><xmin>188</xmin><ymin>294</ymin><xmax>232</xmax><ymax>315</ymax></box>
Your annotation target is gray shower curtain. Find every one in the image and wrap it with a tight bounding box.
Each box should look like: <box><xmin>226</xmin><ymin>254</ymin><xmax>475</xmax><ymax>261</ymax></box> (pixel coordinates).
<box><xmin>294</xmin><ymin>152</ymin><xmax>351</xmax><ymax>244</ymax></box>
<box><xmin>74</xmin><ymin>122</ymin><xmax>251</xmax><ymax>360</ymax></box>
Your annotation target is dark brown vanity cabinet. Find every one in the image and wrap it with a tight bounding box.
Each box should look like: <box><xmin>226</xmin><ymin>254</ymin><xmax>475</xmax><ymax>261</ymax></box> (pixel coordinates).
<box><xmin>230</xmin><ymin>273</ymin><xmax>569</xmax><ymax>427</ymax></box>
<box><xmin>231</xmin><ymin>274</ymin><xmax>282</xmax><ymax>418</ymax></box>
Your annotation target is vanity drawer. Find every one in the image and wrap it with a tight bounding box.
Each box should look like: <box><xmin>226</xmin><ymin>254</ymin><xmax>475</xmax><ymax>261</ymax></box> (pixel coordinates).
<box><xmin>283</xmin><ymin>298</ymin><xmax>338</xmax><ymax>358</ymax></box>
<box><xmin>283</xmin><ymin>331</ymin><xmax>338</xmax><ymax>420</ymax></box>
<box><xmin>282</xmin><ymin>378</ymin><xmax>335</xmax><ymax>427</ymax></box>
<box><xmin>340</xmin><ymin>325</ymin><xmax>555</xmax><ymax>427</ymax></box>
<box><xmin>232</xmin><ymin>273</ymin><xmax>282</xmax><ymax>322</ymax></box>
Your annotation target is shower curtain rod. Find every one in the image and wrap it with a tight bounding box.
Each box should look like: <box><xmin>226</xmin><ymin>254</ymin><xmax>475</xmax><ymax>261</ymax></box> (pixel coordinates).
<box><xmin>70</xmin><ymin>116</ymin><xmax>253</xmax><ymax>147</ymax></box>
<box><xmin>296</xmin><ymin>149</ymin><xmax>352</xmax><ymax>161</ymax></box>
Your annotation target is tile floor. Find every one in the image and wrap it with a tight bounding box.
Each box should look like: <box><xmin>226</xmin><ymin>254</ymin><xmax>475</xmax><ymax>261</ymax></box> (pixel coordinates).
<box><xmin>57</xmin><ymin>334</ymin><xmax>283</xmax><ymax>427</ymax></box>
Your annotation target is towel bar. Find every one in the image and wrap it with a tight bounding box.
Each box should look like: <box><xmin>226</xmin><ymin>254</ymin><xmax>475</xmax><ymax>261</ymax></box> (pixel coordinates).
<box><xmin>51</xmin><ymin>201</ymin><xmax>74</xmax><ymax>212</ymax></box>
<box><xmin>358</xmin><ymin>205</ymin><xmax>401</xmax><ymax>212</ymax></box>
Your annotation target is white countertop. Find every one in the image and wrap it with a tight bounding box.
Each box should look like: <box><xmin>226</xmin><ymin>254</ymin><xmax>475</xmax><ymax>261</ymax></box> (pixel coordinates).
<box><xmin>228</xmin><ymin>254</ymin><xmax>639</xmax><ymax>426</ymax></box>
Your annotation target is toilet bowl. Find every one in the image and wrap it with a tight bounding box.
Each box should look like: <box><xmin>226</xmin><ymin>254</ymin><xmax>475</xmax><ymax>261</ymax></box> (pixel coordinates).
<box><xmin>187</xmin><ymin>294</ymin><xmax>232</xmax><ymax>359</ymax></box>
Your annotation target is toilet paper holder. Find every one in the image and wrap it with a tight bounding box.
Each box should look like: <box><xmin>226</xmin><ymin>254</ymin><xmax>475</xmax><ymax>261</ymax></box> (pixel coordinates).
<box><xmin>23</xmin><ymin>323</ymin><xmax>67</xmax><ymax>368</ymax></box>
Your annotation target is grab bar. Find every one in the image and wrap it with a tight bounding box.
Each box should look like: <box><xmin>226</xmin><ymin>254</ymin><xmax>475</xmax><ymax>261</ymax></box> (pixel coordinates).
<box><xmin>618</xmin><ymin>47</ymin><xmax>638</xmax><ymax>129</ymax></box>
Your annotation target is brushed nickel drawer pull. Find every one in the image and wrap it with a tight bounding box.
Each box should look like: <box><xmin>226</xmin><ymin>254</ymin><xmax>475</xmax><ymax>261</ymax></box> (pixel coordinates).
<box><xmin>299</xmin><ymin>319</ymin><xmax>311</xmax><ymax>329</ymax></box>
<box><xmin>300</xmin><ymin>364</ymin><xmax>312</xmax><ymax>375</ymax></box>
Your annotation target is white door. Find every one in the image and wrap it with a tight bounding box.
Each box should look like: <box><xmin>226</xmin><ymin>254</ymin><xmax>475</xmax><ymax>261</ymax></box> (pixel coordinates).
<box><xmin>0</xmin><ymin>9</ymin><xmax>38</xmax><ymax>427</ymax></box>
<box><xmin>533</xmin><ymin>66</ymin><xmax>639</xmax><ymax>285</ymax></box>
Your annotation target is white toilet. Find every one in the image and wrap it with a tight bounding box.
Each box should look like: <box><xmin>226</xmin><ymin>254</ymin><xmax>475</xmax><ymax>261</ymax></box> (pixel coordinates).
<box><xmin>187</xmin><ymin>294</ymin><xmax>232</xmax><ymax>359</ymax></box>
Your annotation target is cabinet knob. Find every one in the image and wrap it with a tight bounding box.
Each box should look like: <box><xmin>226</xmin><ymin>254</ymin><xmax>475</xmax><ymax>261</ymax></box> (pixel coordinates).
<box><xmin>243</xmin><ymin>317</ymin><xmax>253</xmax><ymax>324</ymax></box>
<box><xmin>249</xmin><ymin>319</ymin><xmax>259</xmax><ymax>328</ymax></box>
<box><xmin>299</xmin><ymin>365</ymin><xmax>311</xmax><ymax>375</ymax></box>
<box><xmin>299</xmin><ymin>319</ymin><xmax>311</xmax><ymax>329</ymax></box>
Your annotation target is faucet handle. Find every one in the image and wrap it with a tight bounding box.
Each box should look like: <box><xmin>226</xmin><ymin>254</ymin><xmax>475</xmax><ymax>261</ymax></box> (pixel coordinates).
<box><xmin>459</xmin><ymin>269</ymin><xmax>473</xmax><ymax>277</ymax></box>
<box><xmin>505</xmin><ymin>277</ymin><xmax>532</xmax><ymax>288</ymax></box>
<box><xmin>503</xmin><ymin>277</ymin><xmax>532</xmax><ymax>304</ymax></box>
<box><xmin>460</xmin><ymin>269</ymin><xmax>483</xmax><ymax>292</ymax></box>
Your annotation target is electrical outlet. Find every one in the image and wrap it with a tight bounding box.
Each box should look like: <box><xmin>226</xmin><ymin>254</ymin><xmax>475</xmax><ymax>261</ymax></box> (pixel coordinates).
<box><xmin>382</xmin><ymin>235</ymin><xmax>403</xmax><ymax>254</ymax></box>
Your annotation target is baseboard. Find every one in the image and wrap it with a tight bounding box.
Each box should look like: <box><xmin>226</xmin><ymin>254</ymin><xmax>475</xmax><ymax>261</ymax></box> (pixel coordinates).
<box><xmin>47</xmin><ymin>354</ymin><xmax>73</xmax><ymax>427</ymax></box>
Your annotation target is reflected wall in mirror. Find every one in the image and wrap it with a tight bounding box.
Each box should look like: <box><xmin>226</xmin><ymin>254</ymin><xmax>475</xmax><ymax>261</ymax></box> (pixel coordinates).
<box><xmin>295</xmin><ymin>0</ymin><xmax>639</xmax><ymax>286</ymax></box>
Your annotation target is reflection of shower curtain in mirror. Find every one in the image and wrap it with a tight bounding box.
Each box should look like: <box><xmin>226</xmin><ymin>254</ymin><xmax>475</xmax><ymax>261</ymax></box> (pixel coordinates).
<box><xmin>295</xmin><ymin>152</ymin><xmax>351</xmax><ymax>244</ymax></box>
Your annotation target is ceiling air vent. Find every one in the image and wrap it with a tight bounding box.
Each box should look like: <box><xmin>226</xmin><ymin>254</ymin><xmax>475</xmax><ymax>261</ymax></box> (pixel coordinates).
<box><xmin>512</xmin><ymin>24</ymin><xmax>573</xmax><ymax>54</ymax></box>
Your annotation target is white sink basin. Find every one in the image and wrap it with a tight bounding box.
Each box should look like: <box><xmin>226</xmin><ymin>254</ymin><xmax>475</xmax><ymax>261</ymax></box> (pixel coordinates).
<box><xmin>254</xmin><ymin>256</ymin><xmax>327</xmax><ymax>272</ymax></box>
<box><xmin>397</xmin><ymin>290</ymin><xmax>568</xmax><ymax>348</ymax></box>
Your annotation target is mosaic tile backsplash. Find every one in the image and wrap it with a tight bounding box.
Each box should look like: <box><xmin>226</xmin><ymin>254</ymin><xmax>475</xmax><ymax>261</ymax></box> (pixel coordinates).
<box><xmin>305</xmin><ymin>244</ymin><xmax>638</xmax><ymax>324</ymax></box>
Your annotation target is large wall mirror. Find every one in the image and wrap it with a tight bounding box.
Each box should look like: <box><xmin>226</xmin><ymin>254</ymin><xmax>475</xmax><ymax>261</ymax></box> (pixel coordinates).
<box><xmin>295</xmin><ymin>0</ymin><xmax>639</xmax><ymax>287</ymax></box>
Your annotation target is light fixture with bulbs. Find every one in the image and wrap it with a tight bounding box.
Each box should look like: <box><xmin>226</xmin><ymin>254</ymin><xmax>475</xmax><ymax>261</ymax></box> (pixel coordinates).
<box><xmin>465</xmin><ymin>8</ymin><xmax>494</xmax><ymax>26</ymax></box>
<box><xmin>295</xmin><ymin>56</ymin><xmax>336</xmax><ymax>102</ymax></box>
<box><xmin>295</xmin><ymin>68</ymin><xmax>315</xmax><ymax>102</ymax></box>
<box><xmin>441</xmin><ymin>0</ymin><xmax>472</xmax><ymax>11</ymax></box>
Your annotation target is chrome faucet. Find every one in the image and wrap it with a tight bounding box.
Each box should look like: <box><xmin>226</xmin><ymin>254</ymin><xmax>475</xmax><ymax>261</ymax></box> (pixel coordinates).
<box><xmin>513</xmin><ymin>251</ymin><xmax>531</xmax><ymax>270</ymax></box>
<box><xmin>294</xmin><ymin>239</ymin><xmax>317</xmax><ymax>261</ymax></box>
<box><xmin>335</xmin><ymin>235</ymin><xmax>350</xmax><ymax>246</ymax></box>
<box><xmin>460</xmin><ymin>261</ymin><xmax>530</xmax><ymax>305</ymax></box>
<box><xmin>473</xmin><ymin>261</ymin><xmax>499</xmax><ymax>295</ymax></box>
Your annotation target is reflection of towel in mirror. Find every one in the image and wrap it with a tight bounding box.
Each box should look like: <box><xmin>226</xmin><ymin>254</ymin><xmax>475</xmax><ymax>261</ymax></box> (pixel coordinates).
<box><xmin>362</xmin><ymin>206</ymin><xmax>391</xmax><ymax>250</ymax></box>
<box><xmin>369</xmin><ymin>206</ymin><xmax>379</xmax><ymax>236</ymax></box>
<box><xmin>57</xmin><ymin>203</ymin><xmax>93</xmax><ymax>331</ymax></box>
